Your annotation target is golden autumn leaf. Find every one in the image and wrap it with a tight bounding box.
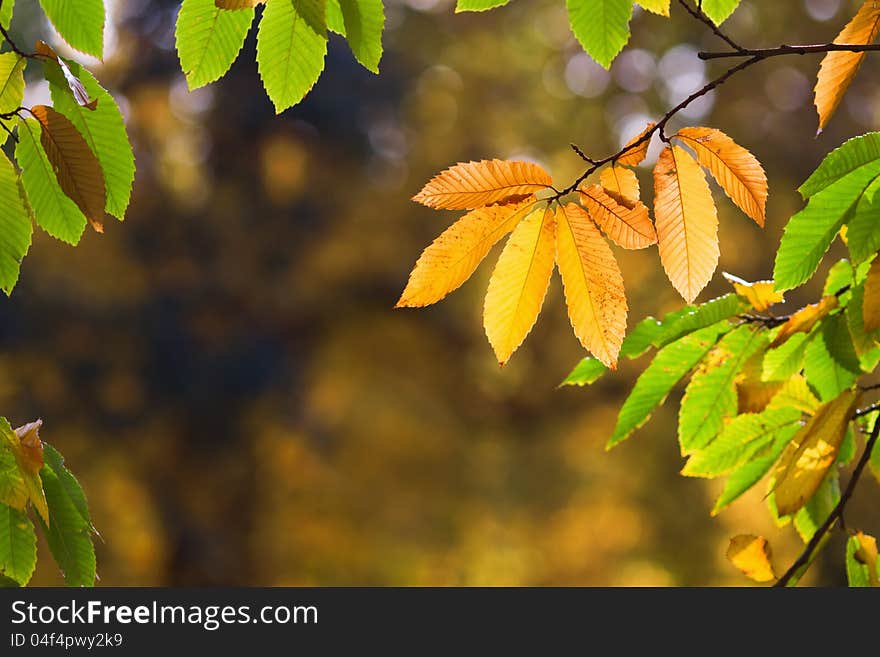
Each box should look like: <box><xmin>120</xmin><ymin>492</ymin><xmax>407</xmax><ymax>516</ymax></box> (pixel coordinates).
<box><xmin>863</xmin><ymin>257</ymin><xmax>880</xmax><ymax>332</ymax></box>
<box><xmin>675</xmin><ymin>127</ymin><xmax>768</xmax><ymax>226</ymax></box>
<box><xmin>413</xmin><ymin>160</ymin><xmax>553</xmax><ymax>210</ymax></box>
<box><xmin>617</xmin><ymin>122</ymin><xmax>655</xmax><ymax>167</ymax></box>
<box><xmin>737</xmin><ymin>352</ymin><xmax>783</xmax><ymax>414</ymax></box>
<box><xmin>722</xmin><ymin>272</ymin><xmax>784</xmax><ymax>312</ymax></box>
<box><xmin>769</xmin><ymin>295</ymin><xmax>839</xmax><ymax>349</ymax></box>
<box><xmin>579</xmin><ymin>184</ymin><xmax>656</xmax><ymax>250</ymax></box>
<box><xmin>599</xmin><ymin>165</ymin><xmax>640</xmax><ymax>208</ymax></box>
<box><xmin>653</xmin><ymin>145</ymin><xmax>719</xmax><ymax>303</ymax></box>
<box><xmin>773</xmin><ymin>389</ymin><xmax>859</xmax><ymax>517</ymax></box>
<box><xmin>854</xmin><ymin>531</ymin><xmax>880</xmax><ymax>586</ymax></box>
<box><xmin>555</xmin><ymin>203</ymin><xmax>627</xmax><ymax>368</ymax></box>
<box><xmin>814</xmin><ymin>1</ymin><xmax>880</xmax><ymax>131</ymax></box>
<box><xmin>31</xmin><ymin>105</ymin><xmax>106</xmax><ymax>233</ymax></box>
<box><xmin>636</xmin><ymin>0</ymin><xmax>670</xmax><ymax>16</ymax></box>
<box><xmin>484</xmin><ymin>207</ymin><xmax>556</xmax><ymax>365</ymax></box>
<box><xmin>396</xmin><ymin>199</ymin><xmax>536</xmax><ymax>308</ymax></box>
<box><xmin>726</xmin><ymin>535</ymin><xmax>776</xmax><ymax>583</ymax></box>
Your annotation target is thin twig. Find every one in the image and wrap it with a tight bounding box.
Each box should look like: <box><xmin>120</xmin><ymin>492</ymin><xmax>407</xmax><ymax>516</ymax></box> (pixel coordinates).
<box><xmin>677</xmin><ymin>0</ymin><xmax>745</xmax><ymax>53</ymax></box>
<box><xmin>700</xmin><ymin>43</ymin><xmax>880</xmax><ymax>60</ymax></box>
<box><xmin>774</xmin><ymin>410</ymin><xmax>880</xmax><ymax>587</ymax></box>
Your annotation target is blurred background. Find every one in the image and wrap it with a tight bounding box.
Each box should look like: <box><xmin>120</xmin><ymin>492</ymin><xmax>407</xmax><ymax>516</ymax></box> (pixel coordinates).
<box><xmin>1</xmin><ymin>0</ymin><xmax>878</xmax><ymax>585</ymax></box>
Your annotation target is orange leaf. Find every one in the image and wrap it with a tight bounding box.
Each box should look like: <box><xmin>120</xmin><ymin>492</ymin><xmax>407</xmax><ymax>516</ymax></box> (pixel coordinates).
<box><xmin>653</xmin><ymin>145</ymin><xmax>719</xmax><ymax>303</ymax></box>
<box><xmin>617</xmin><ymin>122</ymin><xmax>655</xmax><ymax>167</ymax></box>
<box><xmin>814</xmin><ymin>1</ymin><xmax>880</xmax><ymax>131</ymax></box>
<box><xmin>30</xmin><ymin>105</ymin><xmax>106</xmax><ymax>233</ymax></box>
<box><xmin>599</xmin><ymin>165</ymin><xmax>640</xmax><ymax>207</ymax></box>
<box><xmin>726</xmin><ymin>535</ymin><xmax>776</xmax><ymax>583</ymax></box>
<box><xmin>722</xmin><ymin>272</ymin><xmax>784</xmax><ymax>312</ymax></box>
<box><xmin>396</xmin><ymin>199</ymin><xmax>536</xmax><ymax>307</ymax></box>
<box><xmin>413</xmin><ymin>160</ymin><xmax>553</xmax><ymax>210</ymax></box>
<box><xmin>579</xmin><ymin>185</ymin><xmax>656</xmax><ymax>250</ymax></box>
<box><xmin>675</xmin><ymin>127</ymin><xmax>767</xmax><ymax>226</ymax></box>
<box><xmin>863</xmin><ymin>257</ymin><xmax>880</xmax><ymax>332</ymax></box>
<box><xmin>769</xmin><ymin>295</ymin><xmax>839</xmax><ymax>349</ymax></box>
<box><xmin>555</xmin><ymin>203</ymin><xmax>627</xmax><ymax>368</ymax></box>
<box><xmin>483</xmin><ymin>206</ymin><xmax>556</xmax><ymax>365</ymax></box>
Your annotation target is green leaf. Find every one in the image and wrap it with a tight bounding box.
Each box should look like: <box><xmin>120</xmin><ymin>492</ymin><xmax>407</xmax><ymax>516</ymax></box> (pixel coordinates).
<box><xmin>15</xmin><ymin>118</ymin><xmax>87</xmax><ymax>245</ymax></box>
<box><xmin>38</xmin><ymin>0</ymin><xmax>105</xmax><ymax>58</ymax></box>
<box><xmin>561</xmin><ymin>357</ymin><xmax>607</xmax><ymax>386</ymax></box>
<box><xmin>823</xmin><ymin>259</ymin><xmax>853</xmax><ymax>296</ymax></box>
<box><xmin>793</xmin><ymin>474</ymin><xmax>839</xmax><ymax>543</ymax></box>
<box><xmin>845</xmin><ymin>281</ymin><xmax>880</xmax><ymax>370</ymax></box>
<box><xmin>45</xmin><ymin>60</ymin><xmax>135</xmax><ymax>219</ymax></box>
<box><xmin>0</xmin><ymin>504</ymin><xmax>36</xmax><ymax>586</ymax></box>
<box><xmin>682</xmin><ymin>407</ymin><xmax>802</xmax><ymax>478</ymax></box>
<box><xmin>38</xmin><ymin>460</ymin><xmax>95</xmax><ymax>587</ymax></box>
<box><xmin>712</xmin><ymin>428</ymin><xmax>791</xmax><ymax>514</ymax></box>
<box><xmin>844</xmin><ymin>174</ymin><xmax>880</xmax><ymax>263</ymax></box>
<box><xmin>804</xmin><ymin>314</ymin><xmax>861</xmax><ymax>402</ymax></box>
<box><xmin>0</xmin><ymin>0</ymin><xmax>13</xmax><ymax>31</ymax></box>
<box><xmin>0</xmin><ymin>151</ymin><xmax>32</xmax><ymax>295</ymax></box>
<box><xmin>762</xmin><ymin>333</ymin><xmax>810</xmax><ymax>382</ymax></box>
<box><xmin>653</xmin><ymin>294</ymin><xmax>742</xmax><ymax>348</ymax></box>
<box><xmin>257</xmin><ymin>0</ymin><xmax>328</xmax><ymax>113</ymax></box>
<box><xmin>0</xmin><ymin>53</ymin><xmax>24</xmax><ymax>115</ymax></box>
<box><xmin>774</xmin><ymin>162</ymin><xmax>880</xmax><ymax>291</ymax></box>
<box><xmin>800</xmin><ymin>132</ymin><xmax>880</xmax><ymax>198</ymax></box>
<box><xmin>700</xmin><ymin>0</ymin><xmax>740</xmax><ymax>25</ymax></box>
<box><xmin>43</xmin><ymin>444</ymin><xmax>92</xmax><ymax>529</ymax></box>
<box><xmin>0</xmin><ymin>449</ymin><xmax>27</xmax><ymax>511</ymax></box>
<box><xmin>566</xmin><ymin>0</ymin><xmax>633</xmax><ymax>69</ymax></box>
<box><xmin>455</xmin><ymin>0</ymin><xmax>512</xmax><ymax>11</ymax></box>
<box><xmin>846</xmin><ymin>535</ymin><xmax>872</xmax><ymax>587</ymax></box>
<box><xmin>176</xmin><ymin>0</ymin><xmax>254</xmax><ymax>90</ymax></box>
<box><xmin>325</xmin><ymin>0</ymin><xmax>384</xmax><ymax>73</ymax></box>
<box><xmin>678</xmin><ymin>325</ymin><xmax>766</xmax><ymax>454</ymax></box>
<box><xmin>608</xmin><ymin>321</ymin><xmax>729</xmax><ymax>448</ymax></box>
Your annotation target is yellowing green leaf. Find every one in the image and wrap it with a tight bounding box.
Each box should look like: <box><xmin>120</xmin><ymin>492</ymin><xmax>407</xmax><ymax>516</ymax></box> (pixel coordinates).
<box><xmin>413</xmin><ymin>160</ymin><xmax>553</xmax><ymax>210</ymax></box>
<box><xmin>769</xmin><ymin>295</ymin><xmax>838</xmax><ymax>349</ymax></box>
<box><xmin>555</xmin><ymin>203</ymin><xmax>627</xmax><ymax>368</ymax></box>
<box><xmin>726</xmin><ymin>534</ymin><xmax>776</xmax><ymax>583</ymax></box>
<box><xmin>636</xmin><ymin>1</ymin><xmax>670</xmax><ymax>16</ymax></box>
<box><xmin>722</xmin><ymin>272</ymin><xmax>784</xmax><ymax>312</ymax></box>
<box><xmin>484</xmin><ymin>207</ymin><xmax>556</xmax><ymax>365</ymax></box>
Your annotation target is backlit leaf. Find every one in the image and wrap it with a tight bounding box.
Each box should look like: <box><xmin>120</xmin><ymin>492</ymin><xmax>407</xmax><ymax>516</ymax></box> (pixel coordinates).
<box><xmin>176</xmin><ymin>0</ymin><xmax>254</xmax><ymax>90</ymax></box>
<box><xmin>636</xmin><ymin>1</ymin><xmax>669</xmax><ymax>16</ymax></box>
<box><xmin>579</xmin><ymin>184</ymin><xmax>656</xmax><ymax>250</ymax></box>
<box><xmin>556</xmin><ymin>203</ymin><xmax>627</xmax><ymax>368</ymax></box>
<box><xmin>0</xmin><ymin>0</ymin><xmax>12</xmax><ymax>31</ymax></box>
<box><xmin>762</xmin><ymin>333</ymin><xmax>810</xmax><ymax>382</ymax></box>
<box><xmin>0</xmin><ymin>53</ymin><xmax>24</xmax><ymax>115</ymax></box>
<box><xmin>846</xmin><ymin>532</ymin><xmax>879</xmax><ymax>587</ymax></box>
<box><xmin>0</xmin><ymin>151</ymin><xmax>32</xmax><ymax>295</ymax></box>
<box><xmin>35</xmin><ymin>41</ymin><xmax>96</xmax><ymax>110</ymax></box>
<box><xmin>38</xmin><ymin>0</ymin><xmax>105</xmax><ymax>58</ymax></box>
<box><xmin>800</xmin><ymin>132</ymin><xmax>880</xmax><ymax>198</ymax></box>
<box><xmin>676</xmin><ymin>127</ymin><xmax>767</xmax><ymax>226</ymax></box>
<box><xmin>804</xmin><ymin>313</ymin><xmax>861</xmax><ymax>402</ymax></box>
<box><xmin>413</xmin><ymin>160</ymin><xmax>553</xmax><ymax>210</ymax></box>
<box><xmin>0</xmin><ymin>504</ymin><xmax>36</xmax><ymax>586</ymax></box>
<box><xmin>769</xmin><ymin>296</ymin><xmax>838</xmax><ymax>349</ymax></box>
<box><xmin>216</xmin><ymin>0</ymin><xmax>265</xmax><ymax>7</ymax></box>
<box><xmin>600</xmin><ymin>165</ymin><xmax>640</xmax><ymax>207</ymax></box>
<box><xmin>396</xmin><ymin>199</ymin><xmax>535</xmax><ymax>307</ymax></box>
<box><xmin>652</xmin><ymin>294</ymin><xmax>742</xmax><ymax>347</ymax></box>
<box><xmin>654</xmin><ymin>145</ymin><xmax>719</xmax><ymax>303</ymax></box>
<box><xmin>726</xmin><ymin>534</ymin><xmax>776</xmax><ymax>583</ymax></box>
<box><xmin>722</xmin><ymin>272</ymin><xmax>783</xmax><ymax>312</ymax></box>
<box><xmin>862</xmin><ymin>257</ymin><xmax>880</xmax><ymax>332</ymax></box>
<box><xmin>455</xmin><ymin>0</ymin><xmax>511</xmax><ymax>10</ymax></box>
<box><xmin>772</xmin><ymin>389</ymin><xmax>858</xmax><ymax>517</ymax></box>
<box><xmin>566</xmin><ymin>0</ymin><xmax>633</xmax><ymax>69</ymax></box>
<box><xmin>617</xmin><ymin>122</ymin><xmax>655</xmax><ymax>167</ymax></box>
<box><xmin>814</xmin><ymin>1</ymin><xmax>880</xmax><ymax>131</ymax></box>
<box><xmin>484</xmin><ymin>207</ymin><xmax>556</xmax><ymax>365</ymax></box>
<box><xmin>701</xmin><ymin>0</ymin><xmax>740</xmax><ymax>25</ymax></box>
<box><xmin>326</xmin><ymin>0</ymin><xmax>384</xmax><ymax>73</ymax></box>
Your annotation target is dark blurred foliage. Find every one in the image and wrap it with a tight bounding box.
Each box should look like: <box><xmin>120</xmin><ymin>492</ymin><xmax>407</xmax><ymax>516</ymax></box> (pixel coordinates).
<box><xmin>1</xmin><ymin>0</ymin><xmax>877</xmax><ymax>585</ymax></box>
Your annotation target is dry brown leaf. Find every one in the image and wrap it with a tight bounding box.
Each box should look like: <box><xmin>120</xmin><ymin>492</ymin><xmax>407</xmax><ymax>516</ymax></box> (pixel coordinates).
<box><xmin>413</xmin><ymin>160</ymin><xmax>553</xmax><ymax>210</ymax></box>
<box><xmin>773</xmin><ymin>389</ymin><xmax>859</xmax><ymax>517</ymax></box>
<box><xmin>726</xmin><ymin>535</ymin><xmax>776</xmax><ymax>583</ymax></box>
<box><xmin>31</xmin><ymin>105</ymin><xmax>106</xmax><ymax>233</ymax></box>
<box><xmin>484</xmin><ymin>207</ymin><xmax>556</xmax><ymax>365</ymax></box>
<box><xmin>555</xmin><ymin>203</ymin><xmax>627</xmax><ymax>368</ymax></box>
<box><xmin>617</xmin><ymin>122</ymin><xmax>655</xmax><ymax>167</ymax></box>
<box><xmin>599</xmin><ymin>165</ymin><xmax>640</xmax><ymax>207</ymax></box>
<box><xmin>676</xmin><ymin>127</ymin><xmax>767</xmax><ymax>226</ymax></box>
<box><xmin>579</xmin><ymin>184</ymin><xmax>656</xmax><ymax>250</ymax></box>
<box><xmin>769</xmin><ymin>295</ymin><xmax>839</xmax><ymax>349</ymax></box>
<box><xmin>863</xmin><ymin>257</ymin><xmax>880</xmax><ymax>332</ymax></box>
<box><xmin>814</xmin><ymin>1</ymin><xmax>880</xmax><ymax>131</ymax></box>
<box><xmin>397</xmin><ymin>199</ymin><xmax>536</xmax><ymax>308</ymax></box>
<box><xmin>722</xmin><ymin>272</ymin><xmax>784</xmax><ymax>312</ymax></box>
<box><xmin>653</xmin><ymin>145</ymin><xmax>719</xmax><ymax>303</ymax></box>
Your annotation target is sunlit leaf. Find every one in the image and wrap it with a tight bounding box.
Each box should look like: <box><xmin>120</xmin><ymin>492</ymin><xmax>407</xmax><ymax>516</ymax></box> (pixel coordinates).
<box><xmin>722</xmin><ymin>272</ymin><xmax>783</xmax><ymax>312</ymax></box>
<box><xmin>803</xmin><ymin>313</ymin><xmax>860</xmax><ymax>402</ymax></box>
<box><xmin>0</xmin><ymin>53</ymin><xmax>24</xmax><ymax>115</ymax></box>
<box><xmin>863</xmin><ymin>254</ymin><xmax>880</xmax><ymax>332</ymax></box>
<box><xmin>413</xmin><ymin>160</ymin><xmax>553</xmax><ymax>210</ymax></box>
<box><xmin>600</xmin><ymin>165</ymin><xmax>640</xmax><ymax>207</ymax></box>
<box><xmin>636</xmin><ymin>0</ymin><xmax>669</xmax><ymax>16</ymax></box>
<box><xmin>326</xmin><ymin>0</ymin><xmax>384</xmax><ymax>73</ymax></box>
<box><xmin>177</xmin><ymin>0</ymin><xmax>254</xmax><ymax>90</ymax></box>
<box><xmin>701</xmin><ymin>0</ymin><xmax>741</xmax><ymax>25</ymax></box>
<box><xmin>35</xmin><ymin>41</ymin><xmax>96</xmax><ymax>110</ymax></box>
<box><xmin>0</xmin><ymin>504</ymin><xmax>36</xmax><ymax>586</ymax></box>
<box><xmin>579</xmin><ymin>184</ymin><xmax>656</xmax><ymax>250</ymax></box>
<box><xmin>455</xmin><ymin>0</ymin><xmax>511</xmax><ymax>10</ymax></box>
<box><xmin>800</xmin><ymin>132</ymin><xmax>880</xmax><ymax>198</ymax></box>
<box><xmin>566</xmin><ymin>0</ymin><xmax>633</xmax><ymax>69</ymax></box>
<box><xmin>769</xmin><ymin>296</ymin><xmax>838</xmax><ymax>349</ymax></box>
<box><xmin>0</xmin><ymin>151</ymin><xmax>32</xmax><ymax>295</ymax></box>
<box><xmin>617</xmin><ymin>122</ymin><xmax>655</xmax><ymax>167</ymax></box>
<box><xmin>38</xmin><ymin>0</ymin><xmax>105</xmax><ymax>58</ymax></box>
<box><xmin>726</xmin><ymin>534</ymin><xmax>776</xmax><ymax>583</ymax></box>
<box><xmin>762</xmin><ymin>333</ymin><xmax>810</xmax><ymax>382</ymax></box>
<box><xmin>846</xmin><ymin>532</ymin><xmax>880</xmax><ymax>587</ymax></box>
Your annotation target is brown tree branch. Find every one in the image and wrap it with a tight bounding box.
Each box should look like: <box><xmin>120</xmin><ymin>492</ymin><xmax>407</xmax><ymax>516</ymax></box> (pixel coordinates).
<box><xmin>677</xmin><ymin>0</ymin><xmax>746</xmax><ymax>53</ymax></box>
<box><xmin>700</xmin><ymin>43</ymin><xmax>880</xmax><ymax>60</ymax></box>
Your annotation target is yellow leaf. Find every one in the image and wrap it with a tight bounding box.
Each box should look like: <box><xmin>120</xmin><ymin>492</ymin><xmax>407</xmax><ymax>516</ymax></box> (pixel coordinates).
<box><xmin>579</xmin><ymin>184</ymin><xmax>656</xmax><ymax>250</ymax></box>
<box><xmin>636</xmin><ymin>0</ymin><xmax>670</xmax><ymax>16</ymax></box>
<box><xmin>617</xmin><ymin>122</ymin><xmax>655</xmax><ymax>167</ymax></box>
<box><xmin>722</xmin><ymin>272</ymin><xmax>784</xmax><ymax>312</ymax></box>
<box><xmin>31</xmin><ymin>105</ymin><xmax>106</xmax><ymax>233</ymax></box>
<box><xmin>814</xmin><ymin>1</ymin><xmax>880</xmax><ymax>131</ymax></box>
<box><xmin>863</xmin><ymin>257</ymin><xmax>880</xmax><ymax>332</ymax></box>
<box><xmin>854</xmin><ymin>531</ymin><xmax>880</xmax><ymax>586</ymax></box>
<box><xmin>726</xmin><ymin>535</ymin><xmax>776</xmax><ymax>583</ymax></box>
<box><xmin>396</xmin><ymin>199</ymin><xmax>536</xmax><ymax>307</ymax></box>
<box><xmin>484</xmin><ymin>207</ymin><xmax>556</xmax><ymax>365</ymax></box>
<box><xmin>413</xmin><ymin>159</ymin><xmax>553</xmax><ymax>210</ymax></box>
<box><xmin>773</xmin><ymin>389</ymin><xmax>859</xmax><ymax>517</ymax></box>
<box><xmin>599</xmin><ymin>165</ymin><xmax>640</xmax><ymax>207</ymax></box>
<box><xmin>653</xmin><ymin>145</ymin><xmax>719</xmax><ymax>303</ymax></box>
<box><xmin>675</xmin><ymin>127</ymin><xmax>768</xmax><ymax>226</ymax></box>
<box><xmin>769</xmin><ymin>295</ymin><xmax>839</xmax><ymax>349</ymax></box>
<box><xmin>555</xmin><ymin>203</ymin><xmax>627</xmax><ymax>368</ymax></box>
